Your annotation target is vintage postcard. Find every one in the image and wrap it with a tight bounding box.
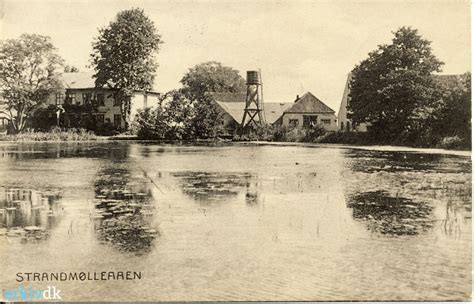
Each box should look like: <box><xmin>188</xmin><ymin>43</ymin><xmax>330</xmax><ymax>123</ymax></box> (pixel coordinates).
<box><xmin>0</xmin><ymin>0</ymin><xmax>471</xmax><ymax>302</ymax></box>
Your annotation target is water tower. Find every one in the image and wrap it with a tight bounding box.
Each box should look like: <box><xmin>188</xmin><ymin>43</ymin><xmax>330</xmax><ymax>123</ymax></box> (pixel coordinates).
<box><xmin>241</xmin><ymin>70</ymin><xmax>266</xmax><ymax>131</ymax></box>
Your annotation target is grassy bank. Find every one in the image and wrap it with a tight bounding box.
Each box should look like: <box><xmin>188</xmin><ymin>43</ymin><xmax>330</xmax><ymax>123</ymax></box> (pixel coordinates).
<box><xmin>314</xmin><ymin>131</ymin><xmax>470</xmax><ymax>151</ymax></box>
<box><xmin>0</xmin><ymin>128</ymin><xmax>100</xmax><ymax>142</ymax></box>
<box><xmin>233</xmin><ymin>126</ymin><xmax>471</xmax><ymax>151</ymax></box>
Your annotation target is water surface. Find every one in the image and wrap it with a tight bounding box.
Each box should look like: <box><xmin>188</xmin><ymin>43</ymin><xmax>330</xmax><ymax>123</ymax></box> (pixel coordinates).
<box><xmin>0</xmin><ymin>142</ymin><xmax>471</xmax><ymax>301</ymax></box>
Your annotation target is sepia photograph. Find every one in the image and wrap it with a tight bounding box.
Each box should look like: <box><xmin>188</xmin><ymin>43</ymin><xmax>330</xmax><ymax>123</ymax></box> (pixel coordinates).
<box><xmin>0</xmin><ymin>0</ymin><xmax>471</xmax><ymax>302</ymax></box>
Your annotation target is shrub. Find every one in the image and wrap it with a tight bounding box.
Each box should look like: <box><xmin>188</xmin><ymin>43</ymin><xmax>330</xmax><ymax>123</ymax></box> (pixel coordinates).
<box><xmin>437</xmin><ymin>136</ymin><xmax>469</xmax><ymax>150</ymax></box>
<box><xmin>302</xmin><ymin>124</ymin><xmax>327</xmax><ymax>142</ymax></box>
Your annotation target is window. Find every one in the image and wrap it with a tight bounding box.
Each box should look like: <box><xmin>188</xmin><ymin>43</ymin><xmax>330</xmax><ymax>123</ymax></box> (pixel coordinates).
<box><xmin>82</xmin><ymin>93</ymin><xmax>92</xmax><ymax>105</ymax></box>
<box><xmin>341</xmin><ymin>122</ymin><xmax>344</xmax><ymax>130</ymax></box>
<box><xmin>96</xmin><ymin>93</ymin><xmax>105</xmax><ymax>106</ymax></box>
<box><xmin>66</xmin><ymin>93</ymin><xmax>76</xmax><ymax>104</ymax></box>
<box><xmin>113</xmin><ymin>93</ymin><xmax>121</xmax><ymax>106</ymax></box>
<box><xmin>95</xmin><ymin>114</ymin><xmax>105</xmax><ymax>125</ymax></box>
<box><xmin>321</xmin><ymin>119</ymin><xmax>331</xmax><ymax>124</ymax></box>
<box><xmin>113</xmin><ymin>114</ymin><xmax>122</xmax><ymax>128</ymax></box>
<box><xmin>55</xmin><ymin>93</ymin><xmax>64</xmax><ymax>105</ymax></box>
<box><xmin>289</xmin><ymin>119</ymin><xmax>299</xmax><ymax>126</ymax></box>
<box><xmin>303</xmin><ymin>115</ymin><xmax>317</xmax><ymax>127</ymax></box>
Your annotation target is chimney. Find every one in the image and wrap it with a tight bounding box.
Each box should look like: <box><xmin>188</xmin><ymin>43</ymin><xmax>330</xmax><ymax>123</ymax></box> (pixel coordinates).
<box><xmin>295</xmin><ymin>95</ymin><xmax>300</xmax><ymax>103</ymax></box>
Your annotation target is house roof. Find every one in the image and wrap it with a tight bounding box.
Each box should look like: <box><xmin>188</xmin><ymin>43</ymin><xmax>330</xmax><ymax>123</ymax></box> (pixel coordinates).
<box><xmin>212</xmin><ymin>92</ymin><xmax>294</xmax><ymax>124</ymax></box>
<box><xmin>214</xmin><ymin>99</ymin><xmax>293</xmax><ymax>124</ymax></box>
<box><xmin>62</xmin><ymin>72</ymin><xmax>96</xmax><ymax>89</ymax></box>
<box><xmin>285</xmin><ymin>92</ymin><xmax>335</xmax><ymax>114</ymax></box>
<box><xmin>61</xmin><ymin>71</ymin><xmax>160</xmax><ymax>94</ymax></box>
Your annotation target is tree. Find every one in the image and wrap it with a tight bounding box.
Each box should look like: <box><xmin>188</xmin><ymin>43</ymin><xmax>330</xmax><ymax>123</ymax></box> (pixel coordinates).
<box><xmin>163</xmin><ymin>90</ymin><xmax>194</xmax><ymax>139</ymax></box>
<box><xmin>0</xmin><ymin>34</ymin><xmax>64</xmax><ymax>133</ymax></box>
<box><xmin>180</xmin><ymin>61</ymin><xmax>246</xmax><ymax>138</ymax></box>
<box><xmin>348</xmin><ymin>27</ymin><xmax>443</xmax><ymax>142</ymax></box>
<box><xmin>90</xmin><ymin>8</ymin><xmax>162</xmax><ymax>130</ymax></box>
<box><xmin>429</xmin><ymin>73</ymin><xmax>471</xmax><ymax>145</ymax></box>
<box><xmin>180</xmin><ymin>61</ymin><xmax>246</xmax><ymax>100</ymax></box>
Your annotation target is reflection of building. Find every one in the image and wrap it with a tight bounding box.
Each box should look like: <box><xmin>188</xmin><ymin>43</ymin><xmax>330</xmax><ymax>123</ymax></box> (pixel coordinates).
<box><xmin>0</xmin><ymin>188</ymin><xmax>62</xmax><ymax>230</ymax></box>
<box><xmin>214</xmin><ymin>91</ymin><xmax>337</xmax><ymax>135</ymax></box>
<box><xmin>46</xmin><ymin>72</ymin><xmax>161</xmax><ymax>130</ymax></box>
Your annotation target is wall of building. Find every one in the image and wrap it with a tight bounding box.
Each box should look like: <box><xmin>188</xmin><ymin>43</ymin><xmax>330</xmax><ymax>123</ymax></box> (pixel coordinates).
<box><xmin>281</xmin><ymin>112</ymin><xmax>338</xmax><ymax>131</ymax></box>
<box><xmin>64</xmin><ymin>89</ymin><xmax>123</xmax><ymax>128</ymax></box>
<box><xmin>130</xmin><ymin>92</ymin><xmax>160</xmax><ymax>121</ymax></box>
<box><xmin>46</xmin><ymin>89</ymin><xmax>161</xmax><ymax>130</ymax></box>
<box><xmin>221</xmin><ymin>113</ymin><xmax>239</xmax><ymax>135</ymax></box>
<box><xmin>337</xmin><ymin>73</ymin><xmax>368</xmax><ymax>132</ymax></box>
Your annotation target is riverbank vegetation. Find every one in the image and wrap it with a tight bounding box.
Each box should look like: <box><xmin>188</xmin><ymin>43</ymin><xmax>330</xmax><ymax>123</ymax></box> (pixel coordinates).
<box><xmin>0</xmin><ymin>127</ymin><xmax>99</xmax><ymax>142</ymax></box>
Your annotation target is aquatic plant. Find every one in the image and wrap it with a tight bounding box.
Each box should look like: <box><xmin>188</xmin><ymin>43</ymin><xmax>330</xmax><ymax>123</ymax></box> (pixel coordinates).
<box><xmin>347</xmin><ymin>191</ymin><xmax>433</xmax><ymax>235</ymax></box>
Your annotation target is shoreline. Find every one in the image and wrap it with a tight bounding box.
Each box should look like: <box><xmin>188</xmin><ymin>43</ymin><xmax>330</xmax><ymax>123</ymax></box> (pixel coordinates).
<box><xmin>0</xmin><ymin>138</ymin><xmax>470</xmax><ymax>156</ymax></box>
<box><xmin>238</xmin><ymin>141</ymin><xmax>472</xmax><ymax>157</ymax></box>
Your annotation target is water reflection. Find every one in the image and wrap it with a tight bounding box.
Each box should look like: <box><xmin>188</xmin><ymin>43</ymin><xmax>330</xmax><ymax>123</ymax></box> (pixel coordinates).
<box><xmin>171</xmin><ymin>172</ymin><xmax>253</xmax><ymax>202</ymax></box>
<box><xmin>92</xmin><ymin>166</ymin><xmax>158</xmax><ymax>254</ymax></box>
<box><xmin>346</xmin><ymin>150</ymin><xmax>471</xmax><ymax>174</ymax></box>
<box><xmin>343</xmin><ymin>149</ymin><xmax>472</xmax><ymax>237</ymax></box>
<box><xmin>347</xmin><ymin>191</ymin><xmax>433</xmax><ymax>235</ymax></box>
<box><xmin>0</xmin><ymin>187</ymin><xmax>62</xmax><ymax>241</ymax></box>
<box><xmin>245</xmin><ymin>178</ymin><xmax>262</xmax><ymax>206</ymax></box>
<box><xmin>0</xmin><ymin>142</ymin><xmax>130</xmax><ymax>161</ymax></box>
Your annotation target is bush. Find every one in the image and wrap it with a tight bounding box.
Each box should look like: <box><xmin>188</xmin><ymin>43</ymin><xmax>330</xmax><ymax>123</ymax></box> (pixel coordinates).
<box><xmin>437</xmin><ymin>136</ymin><xmax>469</xmax><ymax>150</ymax></box>
<box><xmin>302</xmin><ymin>124</ymin><xmax>327</xmax><ymax>142</ymax></box>
<box><xmin>315</xmin><ymin>131</ymin><xmax>374</xmax><ymax>145</ymax></box>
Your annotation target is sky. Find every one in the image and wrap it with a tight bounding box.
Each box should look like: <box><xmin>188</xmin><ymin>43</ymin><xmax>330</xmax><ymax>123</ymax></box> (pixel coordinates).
<box><xmin>0</xmin><ymin>0</ymin><xmax>471</xmax><ymax>112</ymax></box>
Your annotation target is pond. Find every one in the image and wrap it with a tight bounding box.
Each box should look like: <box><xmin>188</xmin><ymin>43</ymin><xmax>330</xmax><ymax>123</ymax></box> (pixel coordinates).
<box><xmin>0</xmin><ymin>142</ymin><xmax>471</xmax><ymax>301</ymax></box>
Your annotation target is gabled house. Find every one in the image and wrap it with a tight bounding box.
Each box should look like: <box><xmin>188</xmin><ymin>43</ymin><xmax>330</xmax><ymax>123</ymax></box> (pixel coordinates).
<box><xmin>279</xmin><ymin>92</ymin><xmax>337</xmax><ymax>130</ymax></box>
<box><xmin>46</xmin><ymin>72</ymin><xmax>160</xmax><ymax>130</ymax></box>
<box><xmin>212</xmin><ymin>91</ymin><xmax>337</xmax><ymax>134</ymax></box>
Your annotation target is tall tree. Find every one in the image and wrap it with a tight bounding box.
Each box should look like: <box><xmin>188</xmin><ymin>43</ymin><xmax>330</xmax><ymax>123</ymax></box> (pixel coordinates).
<box><xmin>0</xmin><ymin>34</ymin><xmax>63</xmax><ymax>133</ymax></box>
<box><xmin>180</xmin><ymin>61</ymin><xmax>246</xmax><ymax>138</ymax></box>
<box><xmin>348</xmin><ymin>27</ymin><xmax>443</xmax><ymax>142</ymax></box>
<box><xmin>90</xmin><ymin>8</ymin><xmax>162</xmax><ymax>130</ymax></box>
<box><xmin>181</xmin><ymin>61</ymin><xmax>246</xmax><ymax>100</ymax></box>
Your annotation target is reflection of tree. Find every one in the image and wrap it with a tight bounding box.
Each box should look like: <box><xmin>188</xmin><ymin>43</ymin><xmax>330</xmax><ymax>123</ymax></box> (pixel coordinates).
<box><xmin>92</xmin><ymin>164</ymin><xmax>158</xmax><ymax>254</ymax></box>
<box><xmin>172</xmin><ymin>172</ymin><xmax>253</xmax><ymax>202</ymax></box>
<box><xmin>343</xmin><ymin>150</ymin><xmax>471</xmax><ymax>237</ymax></box>
<box><xmin>347</xmin><ymin>191</ymin><xmax>433</xmax><ymax>235</ymax></box>
<box><xmin>0</xmin><ymin>188</ymin><xmax>62</xmax><ymax>241</ymax></box>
